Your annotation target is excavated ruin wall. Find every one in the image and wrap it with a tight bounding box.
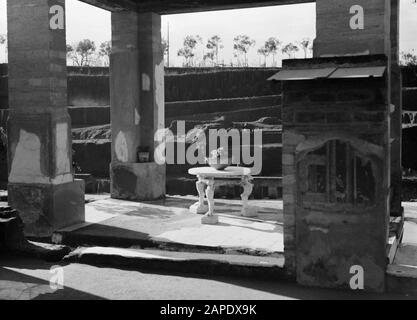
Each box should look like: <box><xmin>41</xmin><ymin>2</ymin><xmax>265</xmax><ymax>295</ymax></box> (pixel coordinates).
<box><xmin>0</xmin><ymin>66</ymin><xmax>283</xmax><ymax>187</ymax></box>
<box><xmin>1</xmin><ymin>65</ymin><xmax>415</xmax><ymax>124</ymax></box>
<box><xmin>0</xmin><ymin>66</ymin><xmax>282</xmax><ymax>127</ymax></box>
<box><xmin>1</xmin><ymin>65</ymin><xmax>417</xmax><ymax>190</ymax></box>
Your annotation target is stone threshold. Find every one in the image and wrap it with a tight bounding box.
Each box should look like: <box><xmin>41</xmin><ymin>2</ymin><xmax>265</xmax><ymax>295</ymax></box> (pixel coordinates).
<box><xmin>387</xmin><ymin>243</ymin><xmax>417</xmax><ymax>294</ymax></box>
<box><xmin>64</xmin><ymin>246</ymin><xmax>290</xmax><ymax>281</ymax></box>
<box><xmin>53</xmin><ymin>229</ymin><xmax>284</xmax><ymax>258</ymax></box>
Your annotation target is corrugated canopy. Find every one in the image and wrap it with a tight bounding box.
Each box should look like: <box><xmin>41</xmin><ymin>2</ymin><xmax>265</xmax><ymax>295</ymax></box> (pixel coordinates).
<box><xmin>328</xmin><ymin>66</ymin><xmax>386</xmax><ymax>79</ymax></box>
<box><xmin>267</xmin><ymin>68</ymin><xmax>336</xmax><ymax>81</ymax></box>
<box><xmin>268</xmin><ymin>66</ymin><xmax>386</xmax><ymax>81</ymax></box>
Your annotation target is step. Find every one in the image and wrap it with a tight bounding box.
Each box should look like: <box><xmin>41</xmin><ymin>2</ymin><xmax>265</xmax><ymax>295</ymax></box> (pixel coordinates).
<box><xmin>386</xmin><ymin>243</ymin><xmax>417</xmax><ymax>294</ymax></box>
<box><xmin>54</xmin><ymin>225</ymin><xmax>284</xmax><ymax>258</ymax></box>
<box><xmin>166</xmin><ymin>95</ymin><xmax>282</xmax><ymax>118</ymax></box>
<box><xmin>167</xmin><ymin>105</ymin><xmax>281</xmax><ymax>124</ymax></box>
<box><xmin>386</xmin><ymin>216</ymin><xmax>404</xmax><ymax>264</ymax></box>
<box><xmin>64</xmin><ymin>246</ymin><xmax>290</xmax><ymax>281</ymax></box>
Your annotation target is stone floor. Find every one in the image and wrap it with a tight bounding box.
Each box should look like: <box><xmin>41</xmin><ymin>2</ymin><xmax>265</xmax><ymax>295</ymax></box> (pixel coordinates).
<box><xmin>52</xmin><ymin>196</ymin><xmax>417</xmax><ymax>259</ymax></box>
<box><xmin>391</xmin><ymin>202</ymin><xmax>417</xmax><ymax>274</ymax></box>
<box><xmin>403</xmin><ymin>202</ymin><xmax>417</xmax><ymax>246</ymax></box>
<box><xmin>54</xmin><ymin>195</ymin><xmax>284</xmax><ymax>256</ymax></box>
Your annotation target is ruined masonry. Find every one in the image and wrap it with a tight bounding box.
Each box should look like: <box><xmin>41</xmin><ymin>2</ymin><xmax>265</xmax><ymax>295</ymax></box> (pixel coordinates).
<box><xmin>271</xmin><ymin>0</ymin><xmax>402</xmax><ymax>291</ymax></box>
<box><xmin>5</xmin><ymin>0</ymin><xmax>404</xmax><ymax>292</ymax></box>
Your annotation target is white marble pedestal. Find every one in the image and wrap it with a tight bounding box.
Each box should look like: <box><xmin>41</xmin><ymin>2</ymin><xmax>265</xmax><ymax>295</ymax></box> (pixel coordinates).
<box><xmin>188</xmin><ymin>167</ymin><xmax>257</xmax><ymax>225</ymax></box>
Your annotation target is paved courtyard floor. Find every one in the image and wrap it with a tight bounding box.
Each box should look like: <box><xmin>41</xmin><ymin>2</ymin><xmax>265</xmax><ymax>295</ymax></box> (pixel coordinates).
<box><xmin>394</xmin><ymin>202</ymin><xmax>417</xmax><ymax>271</ymax></box>
<box><xmin>54</xmin><ymin>195</ymin><xmax>417</xmax><ymax>261</ymax></box>
<box><xmin>2</xmin><ymin>256</ymin><xmax>415</xmax><ymax>300</ymax></box>
<box><xmin>56</xmin><ymin>195</ymin><xmax>284</xmax><ymax>256</ymax></box>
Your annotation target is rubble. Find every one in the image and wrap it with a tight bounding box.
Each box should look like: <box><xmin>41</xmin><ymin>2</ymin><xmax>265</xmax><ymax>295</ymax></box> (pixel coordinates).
<box><xmin>0</xmin><ymin>205</ymin><xmax>70</xmax><ymax>262</ymax></box>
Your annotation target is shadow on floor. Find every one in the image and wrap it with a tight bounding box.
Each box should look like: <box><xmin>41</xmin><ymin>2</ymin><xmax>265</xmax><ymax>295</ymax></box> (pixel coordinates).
<box><xmin>61</xmin><ymin>223</ymin><xmax>155</xmax><ymax>249</ymax></box>
<box><xmin>0</xmin><ymin>260</ymin><xmax>105</xmax><ymax>300</ymax></box>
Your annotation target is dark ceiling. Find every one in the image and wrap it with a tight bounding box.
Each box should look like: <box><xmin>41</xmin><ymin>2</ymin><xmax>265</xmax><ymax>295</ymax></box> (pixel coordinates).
<box><xmin>78</xmin><ymin>0</ymin><xmax>314</xmax><ymax>14</ymax></box>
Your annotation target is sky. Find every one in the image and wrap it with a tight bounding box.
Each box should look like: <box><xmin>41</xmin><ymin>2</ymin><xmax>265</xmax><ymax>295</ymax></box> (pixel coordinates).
<box><xmin>0</xmin><ymin>0</ymin><xmax>416</xmax><ymax>66</ymax></box>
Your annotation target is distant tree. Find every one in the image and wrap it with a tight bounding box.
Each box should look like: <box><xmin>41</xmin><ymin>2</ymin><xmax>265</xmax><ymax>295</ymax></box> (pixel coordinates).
<box><xmin>257</xmin><ymin>46</ymin><xmax>269</xmax><ymax>67</ymax></box>
<box><xmin>77</xmin><ymin>39</ymin><xmax>96</xmax><ymax>66</ymax></box>
<box><xmin>401</xmin><ymin>50</ymin><xmax>417</xmax><ymax>66</ymax></box>
<box><xmin>282</xmin><ymin>43</ymin><xmax>299</xmax><ymax>59</ymax></box>
<box><xmin>203</xmin><ymin>51</ymin><xmax>215</xmax><ymax>66</ymax></box>
<box><xmin>298</xmin><ymin>38</ymin><xmax>312</xmax><ymax>58</ymax></box>
<box><xmin>0</xmin><ymin>34</ymin><xmax>7</xmax><ymax>63</ymax></box>
<box><xmin>177</xmin><ymin>35</ymin><xmax>202</xmax><ymax>67</ymax></box>
<box><xmin>67</xmin><ymin>39</ymin><xmax>97</xmax><ymax>66</ymax></box>
<box><xmin>233</xmin><ymin>35</ymin><xmax>256</xmax><ymax>67</ymax></box>
<box><xmin>264</xmin><ymin>37</ymin><xmax>282</xmax><ymax>66</ymax></box>
<box><xmin>206</xmin><ymin>35</ymin><xmax>223</xmax><ymax>66</ymax></box>
<box><xmin>99</xmin><ymin>41</ymin><xmax>111</xmax><ymax>66</ymax></box>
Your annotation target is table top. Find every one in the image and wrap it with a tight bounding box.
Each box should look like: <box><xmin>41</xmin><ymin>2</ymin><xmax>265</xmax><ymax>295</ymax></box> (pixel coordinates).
<box><xmin>188</xmin><ymin>166</ymin><xmax>252</xmax><ymax>178</ymax></box>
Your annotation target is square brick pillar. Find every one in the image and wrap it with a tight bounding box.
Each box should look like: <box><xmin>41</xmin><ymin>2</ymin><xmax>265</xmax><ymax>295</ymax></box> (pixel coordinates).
<box><xmin>314</xmin><ymin>0</ymin><xmax>402</xmax><ymax>216</ymax></box>
<box><xmin>6</xmin><ymin>0</ymin><xmax>85</xmax><ymax>237</ymax></box>
<box><xmin>280</xmin><ymin>0</ymin><xmax>398</xmax><ymax>287</ymax></box>
<box><xmin>110</xmin><ymin>12</ymin><xmax>165</xmax><ymax>201</ymax></box>
<box><xmin>314</xmin><ymin>0</ymin><xmax>392</xmax><ymax>58</ymax></box>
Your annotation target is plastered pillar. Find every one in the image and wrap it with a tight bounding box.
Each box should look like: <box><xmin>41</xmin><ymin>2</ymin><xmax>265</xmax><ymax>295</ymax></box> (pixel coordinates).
<box><xmin>7</xmin><ymin>0</ymin><xmax>85</xmax><ymax>237</ymax></box>
<box><xmin>110</xmin><ymin>11</ymin><xmax>165</xmax><ymax>201</ymax></box>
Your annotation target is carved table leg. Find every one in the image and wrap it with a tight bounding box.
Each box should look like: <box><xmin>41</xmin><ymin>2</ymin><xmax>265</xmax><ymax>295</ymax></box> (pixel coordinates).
<box><xmin>201</xmin><ymin>179</ymin><xmax>219</xmax><ymax>225</ymax></box>
<box><xmin>189</xmin><ymin>175</ymin><xmax>208</xmax><ymax>214</ymax></box>
<box><xmin>241</xmin><ymin>176</ymin><xmax>258</xmax><ymax>217</ymax></box>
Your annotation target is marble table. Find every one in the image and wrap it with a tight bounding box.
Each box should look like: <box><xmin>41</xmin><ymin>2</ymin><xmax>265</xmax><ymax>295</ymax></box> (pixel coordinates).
<box><xmin>188</xmin><ymin>167</ymin><xmax>257</xmax><ymax>225</ymax></box>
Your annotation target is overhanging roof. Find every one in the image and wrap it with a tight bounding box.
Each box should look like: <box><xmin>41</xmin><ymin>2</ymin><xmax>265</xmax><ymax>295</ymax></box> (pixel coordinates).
<box><xmin>328</xmin><ymin>66</ymin><xmax>387</xmax><ymax>79</ymax></box>
<box><xmin>78</xmin><ymin>0</ymin><xmax>314</xmax><ymax>14</ymax></box>
<box><xmin>268</xmin><ymin>66</ymin><xmax>386</xmax><ymax>81</ymax></box>
<box><xmin>267</xmin><ymin>67</ymin><xmax>336</xmax><ymax>81</ymax></box>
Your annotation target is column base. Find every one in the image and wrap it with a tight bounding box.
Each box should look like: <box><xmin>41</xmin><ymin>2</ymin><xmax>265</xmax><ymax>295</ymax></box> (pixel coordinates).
<box><xmin>190</xmin><ymin>202</ymin><xmax>208</xmax><ymax>215</ymax></box>
<box><xmin>241</xmin><ymin>205</ymin><xmax>258</xmax><ymax>218</ymax></box>
<box><xmin>8</xmin><ymin>180</ymin><xmax>85</xmax><ymax>238</ymax></box>
<box><xmin>111</xmin><ymin>162</ymin><xmax>165</xmax><ymax>201</ymax></box>
<box><xmin>201</xmin><ymin>214</ymin><xmax>219</xmax><ymax>225</ymax></box>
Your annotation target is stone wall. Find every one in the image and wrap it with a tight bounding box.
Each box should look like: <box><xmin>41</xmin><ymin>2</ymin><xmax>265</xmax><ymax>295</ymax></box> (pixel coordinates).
<box><xmin>0</xmin><ymin>65</ymin><xmax>282</xmax><ymax>108</ymax></box>
<box><xmin>68</xmin><ymin>76</ymin><xmax>110</xmax><ymax>107</ymax></box>
<box><xmin>165</xmin><ymin>68</ymin><xmax>280</xmax><ymax>102</ymax></box>
<box><xmin>1</xmin><ymin>64</ymin><xmax>417</xmax><ymax>195</ymax></box>
<box><xmin>0</xmin><ymin>66</ymin><xmax>283</xmax><ymax>188</ymax></box>
<box><xmin>281</xmin><ymin>56</ymin><xmax>390</xmax><ymax>291</ymax></box>
<box><xmin>1</xmin><ymin>64</ymin><xmax>416</xmax><ymax>121</ymax></box>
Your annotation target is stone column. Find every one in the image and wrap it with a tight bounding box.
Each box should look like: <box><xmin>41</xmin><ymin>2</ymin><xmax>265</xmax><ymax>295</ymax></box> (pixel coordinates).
<box><xmin>314</xmin><ymin>0</ymin><xmax>402</xmax><ymax>217</ymax></box>
<box><xmin>390</xmin><ymin>0</ymin><xmax>403</xmax><ymax>217</ymax></box>
<box><xmin>7</xmin><ymin>0</ymin><xmax>84</xmax><ymax>237</ymax></box>
<box><xmin>110</xmin><ymin>11</ymin><xmax>165</xmax><ymax>201</ymax></box>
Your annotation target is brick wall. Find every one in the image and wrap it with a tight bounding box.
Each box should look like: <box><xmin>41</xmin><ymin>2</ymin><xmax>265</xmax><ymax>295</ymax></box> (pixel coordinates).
<box><xmin>281</xmin><ymin>56</ymin><xmax>391</xmax><ymax>284</ymax></box>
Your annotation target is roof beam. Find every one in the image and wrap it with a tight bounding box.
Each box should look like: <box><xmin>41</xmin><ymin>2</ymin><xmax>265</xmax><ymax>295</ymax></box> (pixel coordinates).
<box><xmin>136</xmin><ymin>0</ymin><xmax>314</xmax><ymax>15</ymax></box>
<box><xmin>77</xmin><ymin>0</ymin><xmax>138</xmax><ymax>12</ymax></box>
<box><xmin>77</xmin><ymin>0</ymin><xmax>314</xmax><ymax>14</ymax></box>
